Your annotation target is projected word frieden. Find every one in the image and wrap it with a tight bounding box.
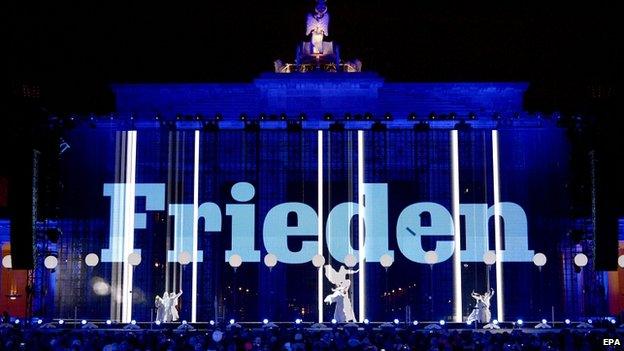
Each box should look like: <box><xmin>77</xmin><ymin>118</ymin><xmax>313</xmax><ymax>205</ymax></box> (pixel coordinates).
<box><xmin>101</xmin><ymin>182</ymin><xmax>533</xmax><ymax>264</ymax></box>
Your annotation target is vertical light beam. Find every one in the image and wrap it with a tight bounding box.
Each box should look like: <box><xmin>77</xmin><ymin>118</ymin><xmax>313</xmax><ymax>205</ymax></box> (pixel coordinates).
<box><xmin>317</xmin><ymin>130</ymin><xmax>324</xmax><ymax>323</ymax></box>
<box><xmin>122</xmin><ymin>130</ymin><xmax>137</xmax><ymax>323</ymax></box>
<box><xmin>357</xmin><ymin>130</ymin><xmax>365</xmax><ymax>322</ymax></box>
<box><xmin>492</xmin><ymin>130</ymin><xmax>504</xmax><ymax>321</ymax></box>
<box><xmin>191</xmin><ymin>130</ymin><xmax>200</xmax><ymax>322</ymax></box>
<box><xmin>450</xmin><ymin>130</ymin><xmax>463</xmax><ymax>322</ymax></box>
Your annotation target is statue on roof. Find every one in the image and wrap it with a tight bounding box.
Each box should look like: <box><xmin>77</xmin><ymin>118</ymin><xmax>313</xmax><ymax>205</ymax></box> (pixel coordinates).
<box><xmin>306</xmin><ymin>0</ymin><xmax>330</xmax><ymax>55</ymax></box>
<box><xmin>273</xmin><ymin>0</ymin><xmax>361</xmax><ymax>73</ymax></box>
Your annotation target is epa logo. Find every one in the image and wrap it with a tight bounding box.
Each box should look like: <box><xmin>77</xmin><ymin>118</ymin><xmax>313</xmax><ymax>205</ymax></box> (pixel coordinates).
<box><xmin>603</xmin><ymin>338</ymin><xmax>621</xmax><ymax>346</ymax></box>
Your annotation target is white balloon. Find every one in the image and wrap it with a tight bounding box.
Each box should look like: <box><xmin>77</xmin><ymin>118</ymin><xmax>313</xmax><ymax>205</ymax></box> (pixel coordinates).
<box><xmin>2</xmin><ymin>255</ymin><xmax>12</xmax><ymax>269</ymax></box>
<box><xmin>483</xmin><ymin>251</ymin><xmax>496</xmax><ymax>265</ymax></box>
<box><xmin>229</xmin><ymin>254</ymin><xmax>242</xmax><ymax>268</ymax></box>
<box><xmin>344</xmin><ymin>254</ymin><xmax>358</xmax><ymax>268</ymax></box>
<box><xmin>264</xmin><ymin>253</ymin><xmax>277</xmax><ymax>268</ymax></box>
<box><xmin>85</xmin><ymin>253</ymin><xmax>99</xmax><ymax>267</ymax></box>
<box><xmin>312</xmin><ymin>255</ymin><xmax>325</xmax><ymax>268</ymax></box>
<box><xmin>128</xmin><ymin>252</ymin><xmax>142</xmax><ymax>266</ymax></box>
<box><xmin>619</xmin><ymin>255</ymin><xmax>624</xmax><ymax>268</ymax></box>
<box><xmin>44</xmin><ymin>256</ymin><xmax>58</xmax><ymax>269</ymax></box>
<box><xmin>533</xmin><ymin>253</ymin><xmax>547</xmax><ymax>267</ymax></box>
<box><xmin>574</xmin><ymin>253</ymin><xmax>588</xmax><ymax>267</ymax></box>
<box><xmin>425</xmin><ymin>251</ymin><xmax>439</xmax><ymax>265</ymax></box>
<box><xmin>179</xmin><ymin>251</ymin><xmax>191</xmax><ymax>265</ymax></box>
<box><xmin>380</xmin><ymin>254</ymin><xmax>394</xmax><ymax>268</ymax></box>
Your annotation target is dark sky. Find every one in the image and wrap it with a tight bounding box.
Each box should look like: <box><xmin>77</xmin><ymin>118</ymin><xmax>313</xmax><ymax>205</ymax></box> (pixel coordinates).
<box><xmin>8</xmin><ymin>0</ymin><xmax>618</xmax><ymax>112</ymax></box>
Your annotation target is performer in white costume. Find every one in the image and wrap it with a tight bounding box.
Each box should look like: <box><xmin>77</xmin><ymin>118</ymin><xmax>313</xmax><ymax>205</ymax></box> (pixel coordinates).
<box><xmin>162</xmin><ymin>291</ymin><xmax>183</xmax><ymax>322</ymax></box>
<box><xmin>323</xmin><ymin>265</ymin><xmax>358</xmax><ymax>322</ymax></box>
<box><xmin>467</xmin><ymin>289</ymin><xmax>494</xmax><ymax>324</ymax></box>
<box><xmin>168</xmin><ymin>290</ymin><xmax>183</xmax><ymax>321</ymax></box>
<box><xmin>154</xmin><ymin>294</ymin><xmax>165</xmax><ymax>322</ymax></box>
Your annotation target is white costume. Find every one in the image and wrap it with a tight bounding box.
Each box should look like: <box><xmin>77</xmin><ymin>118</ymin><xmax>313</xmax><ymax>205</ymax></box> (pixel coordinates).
<box><xmin>324</xmin><ymin>265</ymin><xmax>358</xmax><ymax>322</ymax></box>
<box><xmin>467</xmin><ymin>289</ymin><xmax>494</xmax><ymax>324</ymax></box>
<box><xmin>155</xmin><ymin>294</ymin><xmax>165</xmax><ymax>322</ymax></box>
<box><xmin>169</xmin><ymin>291</ymin><xmax>182</xmax><ymax>321</ymax></box>
<box><xmin>161</xmin><ymin>291</ymin><xmax>183</xmax><ymax>322</ymax></box>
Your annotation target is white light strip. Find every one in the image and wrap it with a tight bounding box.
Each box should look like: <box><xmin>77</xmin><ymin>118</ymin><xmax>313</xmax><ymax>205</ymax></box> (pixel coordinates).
<box><xmin>191</xmin><ymin>131</ymin><xmax>200</xmax><ymax>323</ymax></box>
<box><xmin>492</xmin><ymin>130</ymin><xmax>504</xmax><ymax>321</ymax></box>
<box><xmin>357</xmin><ymin>130</ymin><xmax>365</xmax><ymax>322</ymax></box>
<box><xmin>450</xmin><ymin>130</ymin><xmax>462</xmax><ymax>322</ymax></box>
<box><xmin>112</xmin><ymin>133</ymin><xmax>123</xmax><ymax>321</ymax></box>
<box><xmin>122</xmin><ymin>131</ymin><xmax>137</xmax><ymax>323</ymax></box>
<box><xmin>317</xmin><ymin>130</ymin><xmax>324</xmax><ymax>323</ymax></box>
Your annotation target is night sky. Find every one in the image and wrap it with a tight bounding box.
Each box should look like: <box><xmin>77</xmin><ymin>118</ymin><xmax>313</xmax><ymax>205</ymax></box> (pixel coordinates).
<box><xmin>3</xmin><ymin>1</ymin><xmax>622</xmax><ymax>251</ymax></box>
<box><xmin>8</xmin><ymin>1</ymin><xmax>618</xmax><ymax>113</ymax></box>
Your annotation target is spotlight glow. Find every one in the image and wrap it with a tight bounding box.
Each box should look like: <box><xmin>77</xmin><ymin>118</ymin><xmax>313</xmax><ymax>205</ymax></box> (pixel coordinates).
<box><xmin>229</xmin><ymin>319</ymin><xmax>235</xmax><ymax>325</ymax></box>
<box><xmin>393</xmin><ymin>319</ymin><xmax>399</xmax><ymax>325</ymax></box>
<box><xmin>131</xmin><ymin>320</ymin><xmax>136</xmax><ymax>325</ymax></box>
<box><xmin>37</xmin><ymin>319</ymin><xmax>43</xmax><ymax>325</ymax></box>
<box><xmin>364</xmin><ymin>319</ymin><xmax>369</xmax><ymax>324</ymax></box>
<box><xmin>611</xmin><ymin>319</ymin><xmax>616</xmax><ymax>325</ymax></box>
<box><xmin>541</xmin><ymin>319</ymin><xmax>547</xmax><ymax>324</ymax></box>
<box><xmin>295</xmin><ymin>318</ymin><xmax>302</xmax><ymax>324</ymax></box>
<box><xmin>516</xmin><ymin>319</ymin><xmax>523</xmax><ymax>326</ymax></box>
<box><xmin>493</xmin><ymin>319</ymin><xmax>499</xmax><ymax>325</ymax></box>
<box><xmin>81</xmin><ymin>320</ymin><xmax>87</xmax><ymax>325</ymax></box>
<box><xmin>14</xmin><ymin>319</ymin><xmax>20</xmax><ymax>324</ymax></box>
<box><xmin>58</xmin><ymin>320</ymin><xmax>64</xmax><ymax>325</ymax></box>
<box><xmin>413</xmin><ymin>320</ymin><xmax>419</xmax><ymax>326</ymax></box>
<box><xmin>331</xmin><ymin>319</ymin><xmax>337</xmax><ymax>324</ymax></box>
<box><xmin>565</xmin><ymin>319</ymin><xmax>571</xmax><ymax>325</ymax></box>
<box><xmin>182</xmin><ymin>320</ymin><xmax>187</xmax><ymax>325</ymax></box>
<box><xmin>155</xmin><ymin>320</ymin><xmax>161</xmax><ymax>326</ymax></box>
<box><xmin>588</xmin><ymin>319</ymin><xmax>593</xmax><ymax>324</ymax></box>
<box><xmin>209</xmin><ymin>320</ymin><xmax>215</xmax><ymax>326</ymax></box>
<box><xmin>466</xmin><ymin>321</ymin><xmax>472</xmax><ymax>325</ymax></box>
<box><xmin>263</xmin><ymin>319</ymin><xmax>269</xmax><ymax>324</ymax></box>
<box><xmin>439</xmin><ymin>320</ymin><xmax>446</xmax><ymax>326</ymax></box>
